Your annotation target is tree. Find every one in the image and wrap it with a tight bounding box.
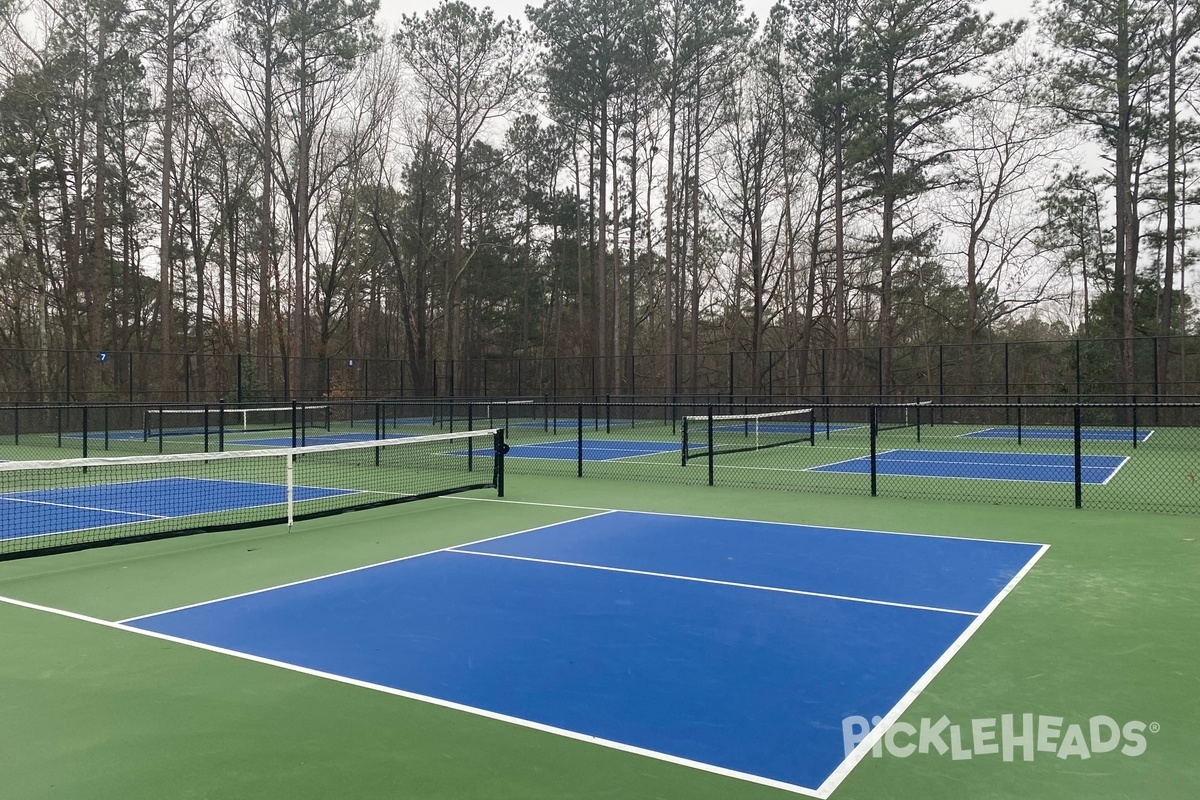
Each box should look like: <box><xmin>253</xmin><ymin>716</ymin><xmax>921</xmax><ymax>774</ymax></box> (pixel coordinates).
<box><xmin>277</xmin><ymin>0</ymin><xmax>378</xmax><ymax>393</ymax></box>
<box><xmin>146</xmin><ymin>0</ymin><xmax>221</xmax><ymax>388</ymax></box>
<box><xmin>395</xmin><ymin>0</ymin><xmax>527</xmax><ymax>372</ymax></box>
<box><xmin>1042</xmin><ymin>0</ymin><xmax>1168</xmax><ymax>393</ymax></box>
<box><xmin>937</xmin><ymin>48</ymin><xmax>1065</xmax><ymax>361</ymax></box>
<box><xmin>850</xmin><ymin>0</ymin><xmax>1022</xmax><ymax>394</ymax></box>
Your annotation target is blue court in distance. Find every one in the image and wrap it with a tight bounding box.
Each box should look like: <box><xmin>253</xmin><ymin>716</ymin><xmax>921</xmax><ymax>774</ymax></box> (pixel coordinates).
<box><xmin>503</xmin><ymin>439</ymin><xmax>678</xmax><ymax>461</ymax></box>
<box><xmin>0</xmin><ymin>477</ymin><xmax>351</xmax><ymax>542</ymax></box>
<box><xmin>123</xmin><ymin>511</ymin><xmax>1045</xmax><ymax>796</ymax></box>
<box><xmin>234</xmin><ymin>432</ymin><xmax>410</xmax><ymax>448</ymax></box>
<box><xmin>962</xmin><ymin>426</ymin><xmax>1153</xmax><ymax>442</ymax></box>
<box><xmin>811</xmin><ymin>449</ymin><xmax>1128</xmax><ymax>484</ymax></box>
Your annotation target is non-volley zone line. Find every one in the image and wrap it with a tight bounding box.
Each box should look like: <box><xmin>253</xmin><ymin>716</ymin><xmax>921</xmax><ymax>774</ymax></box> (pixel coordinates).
<box><xmin>0</xmin><ymin>477</ymin><xmax>353</xmax><ymax>542</ymax></box>
<box><xmin>810</xmin><ymin>449</ymin><xmax>1128</xmax><ymax>484</ymax></box>
<box><xmin>961</xmin><ymin>426</ymin><xmax>1153</xmax><ymax>442</ymax></box>
<box><xmin>118</xmin><ymin>511</ymin><xmax>1046</xmax><ymax>797</ymax></box>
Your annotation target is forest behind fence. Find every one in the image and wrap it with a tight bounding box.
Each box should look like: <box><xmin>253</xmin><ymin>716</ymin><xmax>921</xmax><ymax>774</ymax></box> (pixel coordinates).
<box><xmin>4</xmin><ymin>334</ymin><xmax>1200</xmax><ymax>404</ymax></box>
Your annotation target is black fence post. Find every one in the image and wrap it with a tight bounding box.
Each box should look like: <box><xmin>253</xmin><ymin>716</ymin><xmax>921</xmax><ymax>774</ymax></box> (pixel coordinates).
<box><xmin>1017</xmin><ymin>396</ymin><xmax>1023</xmax><ymax>446</ymax></box>
<box><xmin>577</xmin><ymin>403</ymin><xmax>584</xmax><ymax>477</ymax></box>
<box><xmin>494</xmin><ymin>429</ymin><xmax>505</xmax><ymax>498</ymax></box>
<box><xmin>707</xmin><ymin>405</ymin><xmax>715</xmax><ymax>487</ymax></box>
<box><xmin>869</xmin><ymin>405</ymin><xmax>878</xmax><ymax>497</ymax></box>
<box><xmin>81</xmin><ymin>405</ymin><xmax>89</xmax><ymax>460</ymax></box>
<box><xmin>1080</xmin><ymin>402</ymin><xmax>1089</xmax><ymax>510</ymax></box>
<box><xmin>1132</xmin><ymin>395</ymin><xmax>1139</xmax><ymax>449</ymax></box>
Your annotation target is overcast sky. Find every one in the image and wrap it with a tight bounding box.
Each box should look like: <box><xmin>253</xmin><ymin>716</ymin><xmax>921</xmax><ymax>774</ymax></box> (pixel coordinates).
<box><xmin>376</xmin><ymin>0</ymin><xmax>1036</xmax><ymax>29</ymax></box>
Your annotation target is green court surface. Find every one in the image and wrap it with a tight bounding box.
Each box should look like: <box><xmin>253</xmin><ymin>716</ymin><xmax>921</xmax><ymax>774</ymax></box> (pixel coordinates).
<box><xmin>1</xmin><ymin>476</ymin><xmax>1197</xmax><ymax>799</ymax></box>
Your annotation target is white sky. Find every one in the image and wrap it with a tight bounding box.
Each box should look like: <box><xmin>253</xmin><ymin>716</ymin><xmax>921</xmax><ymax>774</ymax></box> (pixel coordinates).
<box><xmin>376</xmin><ymin>0</ymin><xmax>1036</xmax><ymax>29</ymax></box>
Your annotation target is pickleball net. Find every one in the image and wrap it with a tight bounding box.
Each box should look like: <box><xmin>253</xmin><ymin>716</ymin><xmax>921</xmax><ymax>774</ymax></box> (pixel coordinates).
<box><xmin>0</xmin><ymin>428</ymin><xmax>504</xmax><ymax>559</ymax></box>
<box><xmin>142</xmin><ymin>405</ymin><xmax>331</xmax><ymax>441</ymax></box>
<box><xmin>681</xmin><ymin>408</ymin><xmax>814</xmax><ymax>464</ymax></box>
<box><xmin>875</xmin><ymin>400</ymin><xmax>934</xmax><ymax>432</ymax></box>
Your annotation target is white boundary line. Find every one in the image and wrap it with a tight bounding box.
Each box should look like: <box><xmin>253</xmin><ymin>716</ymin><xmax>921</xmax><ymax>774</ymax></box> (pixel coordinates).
<box><xmin>0</xmin><ymin>478</ymin><xmax>356</xmax><ymax>544</ymax></box>
<box><xmin>0</xmin><ymin>496</ymin><xmax>167</xmax><ymax>519</ymax></box>
<box><xmin>957</xmin><ymin>426</ymin><xmax>1154</xmax><ymax>444</ymax></box>
<box><xmin>1099</xmin><ymin>455</ymin><xmax>1132</xmax><ymax>485</ymax></box>
<box><xmin>804</xmin><ymin>449</ymin><xmax>898</xmax><ymax>470</ymax></box>
<box><xmin>116</xmin><ymin>512</ymin><xmax>617</xmax><ymax>623</ymax></box>
<box><xmin>0</xmin><ymin>592</ymin><xmax>821</xmax><ymax>797</ymax></box>
<box><xmin>804</xmin><ymin>450</ymin><xmax>1125</xmax><ymax>486</ymax></box>
<box><xmin>814</xmin><ymin>542</ymin><xmax>1050</xmax><ymax>799</ymax></box>
<box><xmin>447</xmin><ymin>549</ymin><xmax>978</xmax><ymax>616</ymax></box>
<box><xmin>446</xmin><ymin>498</ymin><xmax>1051</xmax><ymax>548</ymax></box>
<box><xmin>0</xmin><ymin>508</ymin><xmax>1050</xmax><ymax>798</ymax></box>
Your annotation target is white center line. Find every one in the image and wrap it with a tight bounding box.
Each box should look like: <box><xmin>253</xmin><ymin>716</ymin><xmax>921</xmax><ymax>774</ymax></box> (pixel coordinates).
<box><xmin>447</xmin><ymin>548</ymin><xmax>979</xmax><ymax>617</ymax></box>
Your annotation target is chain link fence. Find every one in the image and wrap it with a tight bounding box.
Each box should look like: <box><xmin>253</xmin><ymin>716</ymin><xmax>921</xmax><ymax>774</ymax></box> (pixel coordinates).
<box><xmin>3</xmin><ymin>336</ymin><xmax>1199</xmax><ymax>404</ymax></box>
<box><xmin>3</xmin><ymin>397</ymin><xmax>1198</xmax><ymax>514</ymax></box>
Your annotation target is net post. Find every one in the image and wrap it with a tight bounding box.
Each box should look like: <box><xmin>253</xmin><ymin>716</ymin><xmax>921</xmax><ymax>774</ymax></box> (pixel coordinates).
<box><xmin>577</xmin><ymin>403</ymin><xmax>584</xmax><ymax>477</ymax></box>
<box><xmin>81</xmin><ymin>405</ymin><xmax>89</xmax><ymax>462</ymax></box>
<box><xmin>707</xmin><ymin>405</ymin><xmax>714</xmax><ymax>487</ymax></box>
<box><xmin>915</xmin><ymin>396</ymin><xmax>922</xmax><ymax>444</ymax></box>
<box><xmin>57</xmin><ymin>405</ymin><xmax>62</xmax><ymax>448</ymax></box>
<box><xmin>291</xmin><ymin>400</ymin><xmax>298</xmax><ymax>448</ymax></box>
<box><xmin>606</xmin><ymin>394</ymin><xmax>611</xmax><ymax>434</ymax></box>
<box><xmin>203</xmin><ymin>404</ymin><xmax>210</xmax><ymax>453</ymax></box>
<box><xmin>103</xmin><ymin>406</ymin><xmax>110</xmax><ymax>451</ymax></box>
<box><xmin>1080</xmin><ymin>402</ymin><xmax>1089</xmax><ymax>510</ymax></box>
<box><xmin>1017</xmin><ymin>396</ymin><xmax>1023</xmax><ymax>446</ymax></box>
<box><xmin>681</xmin><ymin>415</ymin><xmax>689</xmax><ymax>466</ymax></box>
<box><xmin>809</xmin><ymin>407</ymin><xmax>815</xmax><ymax>446</ymax></box>
<box><xmin>869</xmin><ymin>405</ymin><xmax>878</xmax><ymax>497</ymax></box>
<box><xmin>218</xmin><ymin>399</ymin><xmax>226</xmax><ymax>452</ymax></box>
<box><xmin>286</xmin><ymin>450</ymin><xmax>295</xmax><ymax>529</ymax></box>
<box><xmin>12</xmin><ymin>403</ymin><xmax>18</xmax><ymax>446</ymax></box>
<box><xmin>494</xmin><ymin>429</ymin><xmax>506</xmax><ymax>497</ymax></box>
<box><xmin>157</xmin><ymin>405</ymin><xmax>164</xmax><ymax>454</ymax></box>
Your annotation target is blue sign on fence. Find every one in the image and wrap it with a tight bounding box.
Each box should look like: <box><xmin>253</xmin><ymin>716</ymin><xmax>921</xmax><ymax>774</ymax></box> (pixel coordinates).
<box><xmin>97</xmin><ymin>351</ymin><xmax>108</xmax><ymax>363</ymax></box>
<box><xmin>348</xmin><ymin>359</ymin><xmax>355</xmax><ymax>367</ymax></box>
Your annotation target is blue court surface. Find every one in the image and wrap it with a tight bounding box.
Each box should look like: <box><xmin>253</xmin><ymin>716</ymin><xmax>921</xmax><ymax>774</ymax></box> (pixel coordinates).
<box><xmin>962</xmin><ymin>426</ymin><xmax>1152</xmax><ymax>442</ymax></box>
<box><xmin>0</xmin><ymin>477</ymin><xmax>352</xmax><ymax>542</ymax></box>
<box><xmin>811</xmin><ymin>449</ymin><xmax>1128</xmax><ymax>484</ymax></box>
<box><xmin>123</xmin><ymin>511</ymin><xmax>1046</xmax><ymax>796</ymax></box>
<box><xmin>503</xmin><ymin>439</ymin><xmax>678</xmax><ymax>461</ymax></box>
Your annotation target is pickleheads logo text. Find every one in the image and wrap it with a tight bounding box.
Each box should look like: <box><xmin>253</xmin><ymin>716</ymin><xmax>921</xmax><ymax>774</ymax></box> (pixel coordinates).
<box><xmin>843</xmin><ymin>714</ymin><xmax>1157</xmax><ymax>760</ymax></box>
